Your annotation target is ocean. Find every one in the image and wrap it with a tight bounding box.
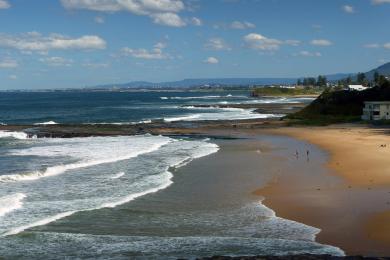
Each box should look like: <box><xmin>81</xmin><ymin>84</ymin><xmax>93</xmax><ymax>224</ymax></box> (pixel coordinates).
<box><xmin>0</xmin><ymin>91</ymin><xmax>343</xmax><ymax>259</ymax></box>
<box><xmin>0</xmin><ymin>91</ymin><xmax>312</xmax><ymax>125</ymax></box>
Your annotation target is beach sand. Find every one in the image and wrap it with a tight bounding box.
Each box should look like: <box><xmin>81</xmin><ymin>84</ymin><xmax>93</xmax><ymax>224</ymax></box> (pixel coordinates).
<box><xmin>253</xmin><ymin>125</ymin><xmax>390</xmax><ymax>256</ymax></box>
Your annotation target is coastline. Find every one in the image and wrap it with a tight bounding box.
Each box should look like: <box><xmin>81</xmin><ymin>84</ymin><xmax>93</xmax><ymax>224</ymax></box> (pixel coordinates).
<box><xmin>0</xmin><ymin>135</ymin><xmax>344</xmax><ymax>258</ymax></box>
<box><xmin>2</xmin><ymin>122</ymin><xmax>390</xmax><ymax>257</ymax></box>
<box><xmin>254</xmin><ymin>125</ymin><xmax>390</xmax><ymax>256</ymax></box>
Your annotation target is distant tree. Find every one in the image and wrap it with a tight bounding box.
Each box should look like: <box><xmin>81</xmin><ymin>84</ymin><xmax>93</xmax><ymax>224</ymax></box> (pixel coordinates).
<box><xmin>374</xmin><ymin>71</ymin><xmax>380</xmax><ymax>85</ymax></box>
<box><xmin>378</xmin><ymin>75</ymin><xmax>388</xmax><ymax>86</ymax></box>
<box><xmin>346</xmin><ymin>76</ymin><xmax>352</xmax><ymax>85</ymax></box>
<box><xmin>303</xmin><ymin>78</ymin><xmax>308</xmax><ymax>86</ymax></box>
<box><xmin>308</xmin><ymin>77</ymin><xmax>317</xmax><ymax>86</ymax></box>
<box><xmin>297</xmin><ymin>79</ymin><xmax>302</xmax><ymax>86</ymax></box>
<box><xmin>317</xmin><ymin>75</ymin><xmax>327</xmax><ymax>87</ymax></box>
<box><xmin>357</xmin><ymin>72</ymin><xmax>366</xmax><ymax>84</ymax></box>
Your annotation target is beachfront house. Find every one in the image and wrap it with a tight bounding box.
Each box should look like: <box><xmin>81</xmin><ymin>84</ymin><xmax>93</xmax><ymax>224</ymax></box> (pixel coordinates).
<box><xmin>348</xmin><ymin>85</ymin><xmax>368</xmax><ymax>91</ymax></box>
<box><xmin>362</xmin><ymin>101</ymin><xmax>390</xmax><ymax>120</ymax></box>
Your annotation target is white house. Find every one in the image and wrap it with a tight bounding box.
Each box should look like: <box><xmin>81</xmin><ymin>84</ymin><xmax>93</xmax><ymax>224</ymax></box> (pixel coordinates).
<box><xmin>362</xmin><ymin>101</ymin><xmax>390</xmax><ymax>120</ymax></box>
<box><xmin>348</xmin><ymin>85</ymin><xmax>368</xmax><ymax>91</ymax></box>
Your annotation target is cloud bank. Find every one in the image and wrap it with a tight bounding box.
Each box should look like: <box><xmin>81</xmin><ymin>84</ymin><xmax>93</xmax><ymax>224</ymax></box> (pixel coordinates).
<box><xmin>0</xmin><ymin>32</ymin><xmax>106</xmax><ymax>52</ymax></box>
<box><xmin>61</xmin><ymin>0</ymin><xmax>188</xmax><ymax>27</ymax></box>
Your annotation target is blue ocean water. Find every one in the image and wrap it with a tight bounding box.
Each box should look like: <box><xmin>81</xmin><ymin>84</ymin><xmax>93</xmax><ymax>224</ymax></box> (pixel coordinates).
<box><xmin>0</xmin><ymin>91</ymin><xmax>311</xmax><ymax>125</ymax></box>
<box><xmin>0</xmin><ymin>91</ymin><xmax>344</xmax><ymax>259</ymax></box>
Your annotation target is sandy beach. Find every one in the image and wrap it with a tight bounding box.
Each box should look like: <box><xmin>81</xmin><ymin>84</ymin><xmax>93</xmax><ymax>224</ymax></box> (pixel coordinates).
<box><xmin>2</xmin><ymin>121</ymin><xmax>390</xmax><ymax>257</ymax></box>
<box><xmin>253</xmin><ymin>125</ymin><xmax>390</xmax><ymax>256</ymax></box>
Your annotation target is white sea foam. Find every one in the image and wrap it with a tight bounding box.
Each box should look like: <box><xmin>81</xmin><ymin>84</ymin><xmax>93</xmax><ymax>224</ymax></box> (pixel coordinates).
<box><xmin>2</xmin><ymin>211</ymin><xmax>76</xmax><ymax>236</ymax></box>
<box><xmin>2</xmin><ymin>173</ymin><xmax>174</xmax><ymax>236</ymax></box>
<box><xmin>0</xmin><ymin>193</ymin><xmax>26</xmax><ymax>218</ymax></box>
<box><xmin>136</xmin><ymin>120</ymin><xmax>152</xmax><ymax>124</ymax></box>
<box><xmin>243</xmin><ymin>97</ymin><xmax>315</xmax><ymax>104</ymax></box>
<box><xmin>110</xmin><ymin>172</ymin><xmax>125</xmax><ymax>179</ymax></box>
<box><xmin>0</xmin><ymin>130</ymin><xmax>30</xmax><ymax>140</ymax></box>
<box><xmin>85</xmin><ymin>119</ymin><xmax>152</xmax><ymax>125</ymax></box>
<box><xmin>101</xmin><ymin>171</ymin><xmax>173</xmax><ymax>209</ymax></box>
<box><xmin>34</xmin><ymin>121</ymin><xmax>58</xmax><ymax>125</ymax></box>
<box><xmin>161</xmin><ymin>94</ymin><xmax>248</xmax><ymax>100</ymax></box>
<box><xmin>164</xmin><ymin>108</ymin><xmax>282</xmax><ymax>122</ymax></box>
<box><xmin>0</xmin><ymin>136</ymin><xmax>172</xmax><ymax>183</ymax></box>
<box><xmin>0</xmin><ymin>136</ymin><xmax>220</xmax><ymax>237</ymax></box>
<box><xmin>164</xmin><ymin>114</ymin><xmax>201</xmax><ymax>122</ymax></box>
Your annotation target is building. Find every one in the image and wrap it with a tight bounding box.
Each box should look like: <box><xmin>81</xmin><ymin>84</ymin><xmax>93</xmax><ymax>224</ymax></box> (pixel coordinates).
<box><xmin>362</xmin><ymin>101</ymin><xmax>390</xmax><ymax>120</ymax></box>
<box><xmin>348</xmin><ymin>85</ymin><xmax>368</xmax><ymax>91</ymax></box>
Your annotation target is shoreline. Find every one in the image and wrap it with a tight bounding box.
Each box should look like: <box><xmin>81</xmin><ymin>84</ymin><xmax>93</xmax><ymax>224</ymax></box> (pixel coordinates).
<box><xmin>253</xmin><ymin>125</ymin><xmax>390</xmax><ymax>256</ymax></box>
<box><xmin>1</xmin><ymin>135</ymin><xmax>345</xmax><ymax>258</ymax></box>
<box><xmin>1</xmin><ymin>122</ymin><xmax>390</xmax><ymax>256</ymax></box>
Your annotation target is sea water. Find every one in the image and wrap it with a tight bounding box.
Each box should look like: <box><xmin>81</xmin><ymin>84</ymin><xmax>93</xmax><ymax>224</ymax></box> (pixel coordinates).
<box><xmin>0</xmin><ymin>91</ymin><xmax>313</xmax><ymax>125</ymax></box>
<box><xmin>0</xmin><ymin>131</ymin><xmax>344</xmax><ymax>258</ymax></box>
<box><xmin>0</xmin><ymin>91</ymin><xmax>343</xmax><ymax>259</ymax></box>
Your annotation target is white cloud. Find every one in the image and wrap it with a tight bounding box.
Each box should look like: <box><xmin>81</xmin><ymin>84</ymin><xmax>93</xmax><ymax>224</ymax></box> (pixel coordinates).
<box><xmin>39</xmin><ymin>56</ymin><xmax>74</xmax><ymax>66</ymax></box>
<box><xmin>204</xmin><ymin>38</ymin><xmax>231</xmax><ymax>51</ymax></box>
<box><xmin>8</xmin><ymin>74</ymin><xmax>17</xmax><ymax>80</ymax></box>
<box><xmin>243</xmin><ymin>33</ymin><xmax>282</xmax><ymax>51</ymax></box>
<box><xmin>94</xmin><ymin>16</ymin><xmax>105</xmax><ymax>24</ymax></box>
<box><xmin>310</xmin><ymin>39</ymin><xmax>333</xmax><ymax>46</ymax></box>
<box><xmin>0</xmin><ymin>0</ymin><xmax>10</xmax><ymax>9</ymax></box>
<box><xmin>190</xmin><ymin>17</ymin><xmax>202</xmax><ymax>26</ymax></box>
<box><xmin>151</xmin><ymin>12</ymin><xmax>185</xmax><ymax>27</ymax></box>
<box><xmin>285</xmin><ymin>40</ymin><xmax>301</xmax><ymax>46</ymax></box>
<box><xmin>154</xmin><ymin>42</ymin><xmax>167</xmax><ymax>49</ymax></box>
<box><xmin>372</xmin><ymin>0</ymin><xmax>390</xmax><ymax>4</ymax></box>
<box><xmin>82</xmin><ymin>62</ymin><xmax>109</xmax><ymax>68</ymax></box>
<box><xmin>203</xmin><ymin>57</ymin><xmax>219</xmax><ymax>64</ymax></box>
<box><xmin>121</xmin><ymin>43</ymin><xmax>170</xmax><ymax>59</ymax></box>
<box><xmin>61</xmin><ymin>0</ymin><xmax>187</xmax><ymax>27</ymax></box>
<box><xmin>342</xmin><ymin>5</ymin><xmax>355</xmax><ymax>13</ymax></box>
<box><xmin>0</xmin><ymin>58</ymin><xmax>18</xmax><ymax>68</ymax></box>
<box><xmin>294</xmin><ymin>51</ymin><xmax>322</xmax><ymax>57</ymax></box>
<box><xmin>0</xmin><ymin>32</ymin><xmax>106</xmax><ymax>52</ymax></box>
<box><xmin>364</xmin><ymin>43</ymin><xmax>390</xmax><ymax>49</ymax></box>
<box><xmin>230</xmin><ymin>21</ymin><xmax>255</xmax><ymax>30</ymax></box>
<box><xmin>364</xmin><ymin>43</ymin><xmax>380</xmax><ymax>48</ymax></box>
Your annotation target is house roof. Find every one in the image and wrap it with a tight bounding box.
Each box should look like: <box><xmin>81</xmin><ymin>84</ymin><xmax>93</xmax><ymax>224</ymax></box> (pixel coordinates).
<box><xmin>348</xmin><ymin>85</ymin><xmax>368</xmax><ymax>91</ymax></box>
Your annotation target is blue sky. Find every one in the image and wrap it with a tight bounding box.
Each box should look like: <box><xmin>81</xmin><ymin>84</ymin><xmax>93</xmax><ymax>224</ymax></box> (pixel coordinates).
<box><xmin>0</xmin><ymin>0</ymin><xmax>389</xmax><ymax>89</ymax></box>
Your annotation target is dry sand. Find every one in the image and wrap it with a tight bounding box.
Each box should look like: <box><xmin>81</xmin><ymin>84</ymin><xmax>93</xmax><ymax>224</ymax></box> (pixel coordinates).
<box><xmin>254</xmin><ymin>125</ymin><xmax>390</xmax><ymax>256</ymax></box>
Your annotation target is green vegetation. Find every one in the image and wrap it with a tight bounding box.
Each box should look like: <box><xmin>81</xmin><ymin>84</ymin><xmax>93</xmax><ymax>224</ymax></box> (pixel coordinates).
<box><xmin>286</xmin><ymin>79</ymin><xmax>390</xmax><ymax>125</ymax></box>
<box><xmin>336</xmin><ymin>71</ymin><xmax>388</xmax><ymax>88</ymax></box>
<box><xmin>296</xmin><ymin>75</ymin><xmax>328</xmax><ymax>87</ymax></box>
<box><xmin>251</xmin><ymin>87</ymin><xmax>323</xmax><ymax>97</ymax></box>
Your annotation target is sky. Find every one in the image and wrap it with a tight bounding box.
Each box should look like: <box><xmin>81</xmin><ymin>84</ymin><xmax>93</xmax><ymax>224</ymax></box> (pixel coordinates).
<box><xmin>0</xmin><ymin>0</ymin><xmax>389</xmax><ymax>89</ymax></box>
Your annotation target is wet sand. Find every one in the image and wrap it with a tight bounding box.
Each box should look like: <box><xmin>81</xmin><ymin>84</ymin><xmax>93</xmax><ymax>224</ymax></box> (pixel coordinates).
<box><xmin>254</xmin><ymin>125</ymin><xmax>390</xmax><ymax>256</ymax></box>
<box><xmin>2</xmin><ymin>121</ymin><xmax>390</xmax><ymax>256</ymax></box>
<box><xmin>21</xmin><ymin>136</ymin><xmax>343</xmax><ymax>258</ymax></box>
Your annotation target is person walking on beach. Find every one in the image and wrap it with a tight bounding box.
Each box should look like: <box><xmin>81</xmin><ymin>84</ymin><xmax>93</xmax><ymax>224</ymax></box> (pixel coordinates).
<box><xmin>295</xmin><ymin>150</ymin><xmax>299</xmax><ymax>159</ymax></box>
<box><xmin>306</xmin><ymin>149</ymin><xmax>310</xmax><ymax>161</ymax></box>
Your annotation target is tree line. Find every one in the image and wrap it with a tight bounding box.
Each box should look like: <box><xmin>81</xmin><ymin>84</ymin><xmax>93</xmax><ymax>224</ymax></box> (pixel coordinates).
<box><xmin>337</xmin><ymin>71</ymin><xmax>388</xmax><ymax>87</ymax></box>
<box><xmin>297</xmin><ymin>71</ymin><xmax>388</xmax><ymax>88</ymax></box>
<box><xmin>297</xmin><ymin>75</ymin><xmax>327</xmax><ymax>87</ymax></box>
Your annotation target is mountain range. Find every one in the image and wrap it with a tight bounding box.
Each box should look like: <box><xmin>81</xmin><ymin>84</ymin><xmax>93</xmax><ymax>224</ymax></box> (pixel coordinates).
<box><xmin>93</xmin><ymin>62</ymin><xmax>390</xmax><ymax>89</ymax></box>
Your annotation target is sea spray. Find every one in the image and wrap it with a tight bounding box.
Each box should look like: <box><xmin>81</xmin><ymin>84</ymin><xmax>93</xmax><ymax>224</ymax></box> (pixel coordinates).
<box><xmin>0</xmin><ymin>193</ymin><xmax>26</xmax><ymax>218</ymax></box>
<box><xmin>0</xmin><ymin>135</ymin><xmax>219</xmax><ymax>237</ymax></box>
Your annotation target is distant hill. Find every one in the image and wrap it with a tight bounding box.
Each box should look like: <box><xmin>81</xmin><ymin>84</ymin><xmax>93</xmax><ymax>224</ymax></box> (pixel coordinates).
<box><xmin>94</xmin><ymin>78</ymin><xmax>299</xmax><ymax>89</ymax></box>
<box><xmin>365</xmin><ymin>62</ymin><xmax>390</xmax><ymax>80</ymax></box>
<box><xmin>92</xmin><ymin>62</ymin><xmax>390</xmax><ymax>89</ymax></box>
